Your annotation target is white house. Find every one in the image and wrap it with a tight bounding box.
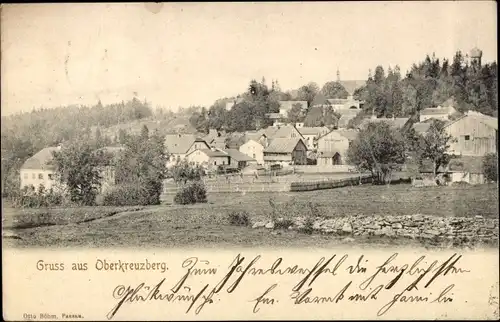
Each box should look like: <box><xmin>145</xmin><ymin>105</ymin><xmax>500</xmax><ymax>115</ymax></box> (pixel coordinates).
<box><xmin>20</xmin><ymin>145</ymin><xmax>122</xmax><ymax>194</ymax></box>
<box><xmin>164</xmin><ymin>134</ymin><xmax>210</xmax><ymax>166</ymax></box>
<box><xmin>239</xmin><ymin>139</ymin><xmax>266</xmax><ymax>165</ymax></box>
<box><xmin>185</xmin><ymin>148</ymin><xmax>231</xmax><ymax>168</ymax></box>
<box><xmin>20</xmin><ymin>146</ymin><xmax>61</xmax><ymax>191</ymax></box>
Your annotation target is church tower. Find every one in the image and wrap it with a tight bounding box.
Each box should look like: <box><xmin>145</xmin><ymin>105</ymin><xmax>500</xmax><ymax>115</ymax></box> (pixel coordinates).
<box><xmin>470</xmin><ymin>47</ymin><xmax>482</xmax><ymax>68</ymax></box>
<box><xmin>336</xmin><ymin>68</ymin><xmax>340</xmax><ymax>82</ymax></box>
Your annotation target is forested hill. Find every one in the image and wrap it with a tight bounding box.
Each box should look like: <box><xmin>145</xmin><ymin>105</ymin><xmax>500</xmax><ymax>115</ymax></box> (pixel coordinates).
<box><xmin>353</xmin><ymin>50</ymin><xmax>498</xmax><ymax>118</ymax></box>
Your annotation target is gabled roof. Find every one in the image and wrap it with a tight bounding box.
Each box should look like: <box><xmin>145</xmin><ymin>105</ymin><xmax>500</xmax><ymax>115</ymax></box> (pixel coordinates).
<box><xmin>317</xmin><ymin>129</ymin><xmax>350</xmax><ymax>141</ymax></box>
<box><xmin>298</xmin><ymin>126</ymin><xmax>330</xmax><ymax>136</ymax></box>
<box><xmin>264</xmin><ymin>138</ymin><xmax>306</xmax><ymax>153</ymax></box>
<box><xmin>273</xmin><ymin>125</ymin><xmax>305</xmax><ymax>139</ymax></box>
<box><xmin>164</xmin><ymin>134</ymin><xmax>207</xmax><ymax>154</ymax></box>
<box><xmin>222</xmin><ymin>149</ymin><xmax>255</xmax><ymax>162</ymax></box>
<box><xmin>21</xmin><ymin>147</ymin><xmax>60</xmax><ymax>170</ymax></box>
<box><xmin>445</xmin><ymin>113</ymin><xmax>498</xmax><ymax>130</ymax></box>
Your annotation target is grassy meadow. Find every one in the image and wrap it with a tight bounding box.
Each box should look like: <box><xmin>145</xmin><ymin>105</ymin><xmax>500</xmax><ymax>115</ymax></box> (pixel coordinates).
<box><xmin>2</xmin><ymin>183</ymin><xmax>498</xmax><ymax>249</ymax></box>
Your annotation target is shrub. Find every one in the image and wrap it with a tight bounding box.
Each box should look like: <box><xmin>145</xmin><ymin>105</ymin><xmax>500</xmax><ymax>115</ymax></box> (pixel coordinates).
<box><xmin>174</xmin><ymin>181</ymin><xmax>207</xmax><ymax>205</ymax></box>
<box><xmin>228</xmin><ymin>210</ymin><xmax>250</xmax><ymax>226</ymax></box>
<box><xmin>102</xmin><ymin>184</ymin><xmax>148</xmax><ymax>206</ymax></box>
<box><xmin>11</xmin><ymin>185</ymin><xmax>64</xmax><ymax>208</ymax></box>
<box><xmin>483</xmin><ymin>153</ymin><xmax>498</xmax><ymax>182</ymax></box>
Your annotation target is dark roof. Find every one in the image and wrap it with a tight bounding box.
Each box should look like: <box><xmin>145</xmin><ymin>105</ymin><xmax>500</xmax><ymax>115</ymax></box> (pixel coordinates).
<box><xmin>264</xmin><ymin>138</ymin><xmax>305</xmax><ymax>153</ymax></box>
<box><xmin>222</xmin><ymin>149</ymin><xmax>255</xmax><ymax>162</ymax></box>
<box><xmin>21</xmin><ymin>147</ymin><xmax>60</xmax><ymax>170</ymax></box>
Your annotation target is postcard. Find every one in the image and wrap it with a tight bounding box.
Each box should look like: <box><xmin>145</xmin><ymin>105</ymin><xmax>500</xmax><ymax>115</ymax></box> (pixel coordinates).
<box><xmin>1</xmin><ymin>2</ymin><xmax>498</xmax><ymax>321</ymax></box>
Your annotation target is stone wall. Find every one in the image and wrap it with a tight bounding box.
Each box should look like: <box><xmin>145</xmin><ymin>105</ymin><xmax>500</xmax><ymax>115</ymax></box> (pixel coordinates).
<box><xmin>252</xmin><ymin>214</ymin><xmax>499</xmax><ymax>243</ymax></box>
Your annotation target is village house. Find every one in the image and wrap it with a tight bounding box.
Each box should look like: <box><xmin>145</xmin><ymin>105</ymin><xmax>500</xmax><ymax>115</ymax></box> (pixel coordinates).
<box><xmin>316</xmin><ymin>130</ymin><xmax>356</xmax><ymax>166</ymax></box>
<box><xmin>164</xmin><ymin>134</ymin><xmax>210</xmax><ymax>166</ymax></box>
<box><xmin>185</xmin><ymin>148</ymin><xmax>231</xmax><ymax>168</ymax></box>
<box><xmin>420</xmin><ymin>99</ymin><xmax>459</xmax><ymax>122</ymax></box>
<box><xmin>263</xmin><ymin>137</ymin><xmax>308</xmax><ymax>167</ymax></box>
<box><xmin>222</xmin><ymin>149</ymin><xmax>257</xmax><ymax>169</ymax></box>
<box><xmin>419</xmin><ymin>156</ymin><xmax>488</xmax><ymax>185</ymax></box>
<box><xmin>20</xmin><ymin>146</ymin><xmax>62</xmax><ymax>192</ymax></box>
<box><xmin>239</xmin><ymin>139</ymin><xmax>266</xmax><ymax>165</ymax></box>
<box><xmin>296</xmin><ymin>123</ymin><xmax>330</xmax><ymax>150</ymax></box>
<box><xmin>444</xmin><ymin>111</ymin><xmax>498</xmax><ymax>156</ymax></box>
<box><xmin>20</xmin><ymin>145</ymin><xmax>122</xmax><ymax>194</ymax></box>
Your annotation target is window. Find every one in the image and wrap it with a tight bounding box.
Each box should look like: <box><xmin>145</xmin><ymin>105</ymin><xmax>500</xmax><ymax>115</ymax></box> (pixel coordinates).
<box><xmin>464</xmin><ymin>135</ymin><xmax>470</xmax><ymax>141</ymax></box>
<box><xmin>48</xmin><ymin>174</ymin><xmax>53</xmax><ymax>180</ymax></box>
<box><xmin>214</xmin><ymin>161</ymin><xmax>217</xmax><ymax>165</ymax></box>
<box><xmin>38</xmin><ymin>173</ymin><xmax>43</xmax><ymax>180</ymax></box>
<box><xmin>32</xmin><ymin>173</ymin><xmax>36</xmax><ymax>179</ymax></box>
<box><xmin>24</xmin><ymin>173</ymin><xmax>28</xmax><ymax>179</ymax></box>
<box><xmin>222</xmin><ymin>160</ymin><xmax>225</xmax><ymax>165</ymax></box>
<box><xmin>253</xmin><ymin>154</ymin><xmax>256</xmax><ymax>158</ymax></box>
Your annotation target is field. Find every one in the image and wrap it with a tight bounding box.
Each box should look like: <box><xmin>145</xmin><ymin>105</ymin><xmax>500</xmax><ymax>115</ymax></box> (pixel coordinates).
<box><xmin>2</xmin><ymin>183</ymin><xmax>498</xmax><ymax>249</ymax></box>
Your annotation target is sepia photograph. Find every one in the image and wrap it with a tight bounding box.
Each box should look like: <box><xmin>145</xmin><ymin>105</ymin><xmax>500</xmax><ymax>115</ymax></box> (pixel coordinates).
<box><xmin>1</xmin><ymin>1</ymin><xmax>498</xmax><ymax>320</ymax></box>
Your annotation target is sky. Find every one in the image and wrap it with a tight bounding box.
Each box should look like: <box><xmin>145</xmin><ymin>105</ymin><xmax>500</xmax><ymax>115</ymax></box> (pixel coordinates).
<box><xmin>1</xmin><ymin>1</ymin><xmax>497</xmax><ymax>115</ymax></box>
